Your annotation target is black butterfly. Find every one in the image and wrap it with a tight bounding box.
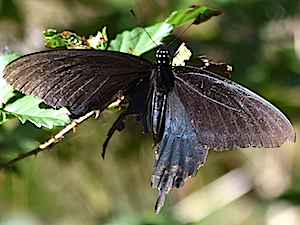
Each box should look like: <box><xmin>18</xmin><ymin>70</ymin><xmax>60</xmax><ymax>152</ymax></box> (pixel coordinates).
<box><xmin>3</xmin><ymin>47</ymin><xmax>295</xmax><ymax>213</ymax></box>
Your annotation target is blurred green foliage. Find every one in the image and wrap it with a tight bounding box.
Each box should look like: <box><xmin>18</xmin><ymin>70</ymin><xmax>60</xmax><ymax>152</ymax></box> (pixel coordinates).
<box><xmin>0</xmin><ymin>0</ymin><xmax>300</xmax><ymax>224</ymax></box>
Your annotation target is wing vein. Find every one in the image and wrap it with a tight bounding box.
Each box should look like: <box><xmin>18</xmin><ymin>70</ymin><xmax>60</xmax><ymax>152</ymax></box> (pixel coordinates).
<box><xmin>175</xmin><ymin>75</ymin><xmax>240</xmax><ymax>112</ymax></box>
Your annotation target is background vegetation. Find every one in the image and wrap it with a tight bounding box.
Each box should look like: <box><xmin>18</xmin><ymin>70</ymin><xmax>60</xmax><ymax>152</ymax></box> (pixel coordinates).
<box><xmin>0</xmin><ymin>0</ymin><xmax>300</xmax><ymax>224</ymax></box>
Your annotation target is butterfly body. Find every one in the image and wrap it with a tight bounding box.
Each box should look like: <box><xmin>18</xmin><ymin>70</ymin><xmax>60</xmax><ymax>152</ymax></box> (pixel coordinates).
<box><xmin>148</xmin><ymin>49</ymin><xmax>173</xmax><ymax>143</ymax></box>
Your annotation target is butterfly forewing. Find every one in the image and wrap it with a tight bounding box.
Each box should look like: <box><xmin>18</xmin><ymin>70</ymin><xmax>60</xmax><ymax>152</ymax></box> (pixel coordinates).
<box><xmin>173</xmin><ymin>66</ymin><xmax>295</xmax><ymax>150</ymax></box>
<box><xmin>3</xmin><ymin>50</ymin><xmax>153</xmax><ymax>115</ymax></box>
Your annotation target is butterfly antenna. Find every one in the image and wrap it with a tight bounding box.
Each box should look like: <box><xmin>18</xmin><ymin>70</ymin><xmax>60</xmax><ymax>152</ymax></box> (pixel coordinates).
<box><xmin>166</xmin><ymin>13</ymin><xmax>202</xmax><ymax>48</ymax></box>
<box><xmin>130</xmin><ymin>9</ymin><xmax>158</xmax><ymax>47</ymax></box>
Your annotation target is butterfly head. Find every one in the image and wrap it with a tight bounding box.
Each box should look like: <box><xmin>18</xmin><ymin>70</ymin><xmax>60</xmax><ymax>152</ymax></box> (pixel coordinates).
<box><xmin>155</xmin><ymin>49</ymin><xmax>171</xmax><ymax>65</ymax></box>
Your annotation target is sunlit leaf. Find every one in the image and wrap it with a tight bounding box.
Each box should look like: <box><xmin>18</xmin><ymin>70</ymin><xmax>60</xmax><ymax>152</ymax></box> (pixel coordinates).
<box><xmin>108</xmin><ymin>22</ymin><xmax>174</xmax><ymax>55</ymax></box>
<box><xmin>4</xmin><ymin>96</ymin><xmax>70</xmax><ymax>129</ymax></box>
<box><xmin>0</xmin><ymin>49</ymin><xmax>21</xmax><ymax>105</ymax></box>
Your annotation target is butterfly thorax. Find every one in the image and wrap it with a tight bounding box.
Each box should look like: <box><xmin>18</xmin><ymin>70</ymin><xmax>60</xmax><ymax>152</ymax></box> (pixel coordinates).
<box><xmin>154</xmin><ymin>49</ymin><xmax>173</xmax><ymax>90</ymax></box>
<box><xmin>151</xmin><ymin>49</ymin><xmax>174</xmax><ymax>143</ymax></box>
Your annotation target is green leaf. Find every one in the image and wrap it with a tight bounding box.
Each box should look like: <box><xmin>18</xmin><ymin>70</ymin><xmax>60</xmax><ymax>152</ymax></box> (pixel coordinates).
<box><xmin>43</xmin><ymin>29</ymin><xmax>86</xmax><ymax>49</ymax></box>
<box><xmin>108</xmin><ymin>22</ymin><xmax>174</xmax><ymax>55</ymax></box>
<box><xmin>4</xmin><ymin>95</ymin><xmax>70</xmax><ymax>129</ymax></box>
<box><xmin>0</xmin><ymin>109</ymin><xmax>8</xmax><ymax>124</ymax></box>
<box><xmin>0</xmin><ymin>48</ymin><xmax>21</xmax><ymax>66</ymax></box>
<box><xmin>0</xmin><ymin>48</ymin><xmax>21</xmax><ymax>105</ymax></box>
<box><xmin>0</xmin><ymin>79</ymin><xmax>15</xmax><ymax>105</ymax></box>
<box><xmin>166</xmin><ymin>5</ymin><xmax>223</xmax><ymax>27</ymax></box>
<box><xmin>108</xmin><ymin>5</ymin><xmax>222</xmax><ymax>56</ymax></box>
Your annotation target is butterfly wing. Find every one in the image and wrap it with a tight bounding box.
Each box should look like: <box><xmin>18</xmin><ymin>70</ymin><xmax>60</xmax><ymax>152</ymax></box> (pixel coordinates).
<box><xmin>152</xmin><ymin>66</ymin><xmax>295</xmax><ymax>213</ymax></box>
<box><xmin>152</xmin><ymin>90</ymin><xmax>208</xmax><ymax>213</ymax></box>
<box><xmin>174</xmin><ymin>66</ymin><xmax>295</xmax><ymax>150</ymax></box>
<box><xmin>3</xmin><ymin>49</ymin><xmax>153</xmax><ymax>115</ymax></box>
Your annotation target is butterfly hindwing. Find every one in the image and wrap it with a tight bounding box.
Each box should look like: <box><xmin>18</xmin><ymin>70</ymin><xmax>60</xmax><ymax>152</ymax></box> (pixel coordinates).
<box><xmin>152</xmin><ymin>90</ymin><xmax>208</xmax><ymax>213</ymax></box>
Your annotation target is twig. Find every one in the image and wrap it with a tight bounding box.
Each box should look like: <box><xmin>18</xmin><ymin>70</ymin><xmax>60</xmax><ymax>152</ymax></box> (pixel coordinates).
<box><xmin>0</xmin><ymin>110</ymin><xmax>96</xmax><ymax>170</ymax></box>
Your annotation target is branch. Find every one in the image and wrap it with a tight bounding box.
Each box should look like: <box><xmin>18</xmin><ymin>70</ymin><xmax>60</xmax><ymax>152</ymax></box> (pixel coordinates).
<box><xmin>0</xmin><ymin>110</ymin><xmax>97</xmax><ymax>170</ymax></box>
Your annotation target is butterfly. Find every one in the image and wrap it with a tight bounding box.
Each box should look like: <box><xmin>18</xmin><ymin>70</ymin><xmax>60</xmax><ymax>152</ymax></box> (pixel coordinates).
<box><xmin>2</xmin><ymin>43</ymin><xmax>295</xmax><ymax>213</ymax></box>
